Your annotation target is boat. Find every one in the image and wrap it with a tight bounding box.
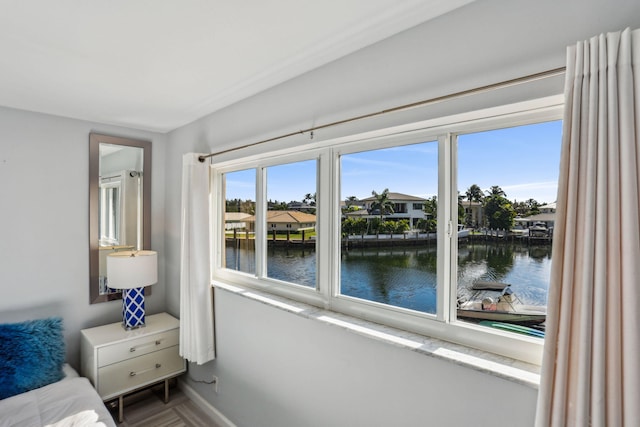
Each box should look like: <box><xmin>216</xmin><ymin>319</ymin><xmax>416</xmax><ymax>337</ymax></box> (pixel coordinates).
<box><xmin>528</xmin><ymin>221</ymin><xmax>548</xmax><ymax>237</ymax></box>
<box><xmin>457</xmin><ymin>224</ymin><xmax>470</xmax><ymax>238</ymax></box>
<box><xmin>457</xmin><ymin>281</ymin><xmax>547</xmax><ymax>325</ymax></box>
<box><xmin>478</xmin><ymin>321</ymin><xmax>545</xmax><ymax>338</ymax></box>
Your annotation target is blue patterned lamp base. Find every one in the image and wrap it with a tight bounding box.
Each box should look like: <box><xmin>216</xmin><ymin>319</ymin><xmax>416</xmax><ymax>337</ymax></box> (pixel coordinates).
<box><xmin>122</xmin><ymin>287</ymin><xmax>146</xmax><ymax>330</ymax></box>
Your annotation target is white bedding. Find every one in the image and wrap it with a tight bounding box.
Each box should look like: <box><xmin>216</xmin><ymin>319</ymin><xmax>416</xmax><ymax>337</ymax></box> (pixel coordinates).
<box><xmin>0</xmin><ymin>366</ymin><xmax>115</xmax><ymax>427</ymax></box>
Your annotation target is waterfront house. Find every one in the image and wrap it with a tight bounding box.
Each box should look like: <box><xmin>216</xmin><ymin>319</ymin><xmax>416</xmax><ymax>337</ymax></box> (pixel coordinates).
<box><xmin>539</xmin><ymin>202</ymin><xmax>556</xmax><ymax>214</ymax></box>
<box><xmin>515</xmin><ymin>203</ymin><xmax>556</xmax><ymax>230</ymax></box>
<box><xmin>357</xmin><ymin>192</ymin><xmax>427</xmax><ymax>228</ymax></box>
<box><xmin>461</xmin><ymin>200</ymin><xmax>484</xmax><ymax>228</ymax></box>
<box><xmin>243</xmin><ymin>210</ymin><xmax>317</xmax><ymax>233</ymax></box>
<box><xmin>286</xmin><ymin>201</ymin><xmax>315</xmax><ymax>213</ymax></box>
<box><xmin>224</xmin><ymin>212</ymin><xmax>252</xmax><ymax>230</ymax></box>
<box><xmin>2</xmin><ymin>2</ymin><xmax>638</xmax><ymax>427</ymax></box>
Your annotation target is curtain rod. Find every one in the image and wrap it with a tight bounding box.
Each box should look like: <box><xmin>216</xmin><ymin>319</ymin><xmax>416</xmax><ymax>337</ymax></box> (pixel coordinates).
<box><xmin>198</xmin><ymin>66</ymin><xmax>566</xmax><ymax>163</ymax></box>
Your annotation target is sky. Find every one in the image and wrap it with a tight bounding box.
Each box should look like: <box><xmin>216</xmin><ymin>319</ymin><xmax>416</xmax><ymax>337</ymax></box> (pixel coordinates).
<box><xmin>225</xmin><ymin>120</ymin><xmax>563</xmax><ymax>205</ymax></box>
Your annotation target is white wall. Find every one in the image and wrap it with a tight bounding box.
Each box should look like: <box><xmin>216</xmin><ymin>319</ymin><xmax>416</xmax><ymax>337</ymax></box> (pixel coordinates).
<box><xmin>165</xmin><ymin>1</ymin><xmax>640</xmax><ymax>426</ymax></box>
<box><xmin>0</xmin><ymin>106</ymin><xmax>167</xmax><ymax>369</ymax></box>
<box><xmin>208</xmin><ymin>289</ymin><xmax>539</xmax><ymax>427</ymax></box>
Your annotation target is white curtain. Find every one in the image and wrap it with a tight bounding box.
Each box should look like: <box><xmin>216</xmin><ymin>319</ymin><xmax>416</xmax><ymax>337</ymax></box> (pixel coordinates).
<box><xmin>536</xmin><ymin>28</ymin><xmax>640</xmax><ymax>426</ymax></box>
<box><xmin>179</xmin><ymin>153</ymin><xmax>215</xmax><ymax>364</ymax></box>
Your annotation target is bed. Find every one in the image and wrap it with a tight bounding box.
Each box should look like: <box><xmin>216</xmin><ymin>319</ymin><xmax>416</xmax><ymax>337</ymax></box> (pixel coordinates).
<box><xmin>0</xmin><ymin>365</ymin><xmax>115</xmax><ymax>427</ymax></box>
<box><xmin>0</xmin><ymin>317</ymin><xmax>116</xmax><ymax>427</ymax></box>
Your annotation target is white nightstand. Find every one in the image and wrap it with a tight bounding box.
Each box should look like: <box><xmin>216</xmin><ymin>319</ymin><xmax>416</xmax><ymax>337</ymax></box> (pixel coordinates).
<box><xmin>80</xmin><ymin>312</ymin><xmax>186</xmax><ymax>422</ymax></box>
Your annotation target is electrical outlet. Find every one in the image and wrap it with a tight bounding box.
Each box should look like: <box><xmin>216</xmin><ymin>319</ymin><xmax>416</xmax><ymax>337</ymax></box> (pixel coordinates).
<box><xmin>212</xmin><ymin>375</ymin><xmax>219</xmax><ymax>393</ymax></box>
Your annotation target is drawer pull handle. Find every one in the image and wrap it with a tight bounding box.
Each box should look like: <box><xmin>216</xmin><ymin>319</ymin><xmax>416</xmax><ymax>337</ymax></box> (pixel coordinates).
<box><xmin>129</xmin><ymin>364</ymin><xmax>162</xmax><ymax>377</ymax></box>
<box><xmin>129</xmin><ymin>340</ymin><xmax>162</xmax><ymax>353</ymax></box>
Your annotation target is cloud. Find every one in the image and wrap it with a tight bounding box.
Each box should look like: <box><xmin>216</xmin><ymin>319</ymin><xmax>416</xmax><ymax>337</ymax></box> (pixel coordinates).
<box><xmin>341</xmin><ymin>156</ymin><xmax>405</xmax><ymax>169</ymax></box>
<box><xmin>499</xmin><ymin>181</ymin><xmax>558</xmax><ymax>193</ymax></box>
<box><xmin>227</xmin><ymin>179</ymin><xmax>255</xmax><ymax>189</ymax></box>
<box><xmin>499</xmin><ymin>181</ymin><xmax>558</xmax><ymax>203</ymax></box>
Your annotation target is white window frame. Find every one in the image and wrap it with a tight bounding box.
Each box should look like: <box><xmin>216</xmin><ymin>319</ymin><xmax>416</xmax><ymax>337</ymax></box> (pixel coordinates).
<box><xmin>211</xmin><ymin>95</ymin><xmax>563</xmax><ymax>365</ymax></box>
<box><xmin>99</xmin><ymin>179</ymin><xmax>122</xmax><ymax>245</ymax></box>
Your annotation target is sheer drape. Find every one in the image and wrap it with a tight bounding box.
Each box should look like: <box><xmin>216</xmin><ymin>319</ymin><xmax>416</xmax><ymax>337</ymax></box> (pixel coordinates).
<box><xmin>179</xmin><ymin>153</ymin><xmax>215</xmax><ymax>364</ymax></box>
<box><xmin>536</xmin><ymin>28</ymin><xmax>640</xmax><ymax>426</ymax></box>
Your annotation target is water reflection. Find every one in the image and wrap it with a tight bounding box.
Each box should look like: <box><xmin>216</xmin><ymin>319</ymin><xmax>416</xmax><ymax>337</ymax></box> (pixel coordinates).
<box><xmin>341</xmin><ymin>248</ymin><xmax>438</xmax><ymax>314</ymax></box>
<box><xmin>225</xmin><ymin>241</ymin><xmax>551</xmax><ymax>313</ymax></box>
<box><xmin>225</xmin><ymin>239</ymin><xmax>255</xmax><ymax>274</ymax></box>
<box><xmin>267</xmin><ymin>247</ymin><xmax>316</xmax><ymax>287</ymax></box>
<box><xmin>457</xmin><ymin>243</ymin><xmax>551</xmax><ymax>306</ymax></box>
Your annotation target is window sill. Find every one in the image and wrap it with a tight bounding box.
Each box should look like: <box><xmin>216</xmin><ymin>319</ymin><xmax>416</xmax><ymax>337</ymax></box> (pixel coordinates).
<box><xmin>213</xmin><ymin>281</ymin><xmax>541</xmax><ymax>389</ymax></box>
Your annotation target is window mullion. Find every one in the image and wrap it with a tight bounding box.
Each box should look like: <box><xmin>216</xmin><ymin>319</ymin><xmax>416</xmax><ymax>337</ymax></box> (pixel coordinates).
<box><xmin>255</xmin><ymin>166</ymin><xmax>267</xmax><ymax>278</ymax></box>
<box><xmin>317</xmin><ymin>150</ymin><xmax>333</xmax><ymax>303</ymax></box>
<box><xmin>437</xmin><ymin>133</ymin><xmax>453</xmax><ymax>322</ymax></box>
<box><xmin>448</xmin><ymin>134</ymin><xmax>459</xmax><ymax>324</ymax></box>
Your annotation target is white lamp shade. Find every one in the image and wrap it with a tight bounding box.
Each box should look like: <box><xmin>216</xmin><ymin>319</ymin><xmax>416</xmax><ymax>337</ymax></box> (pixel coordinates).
<box><xmin>107</xmin><ymin>250</ymin><xmax>158</xmax><ymax>290</ymax></box>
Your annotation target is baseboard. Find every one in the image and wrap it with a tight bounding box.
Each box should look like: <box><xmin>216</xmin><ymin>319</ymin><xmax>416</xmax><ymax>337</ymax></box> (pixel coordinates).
<box><xmin>177</xmin><ymin>379</ymin><xmax>236</xmax><ymax>427</ymax></box>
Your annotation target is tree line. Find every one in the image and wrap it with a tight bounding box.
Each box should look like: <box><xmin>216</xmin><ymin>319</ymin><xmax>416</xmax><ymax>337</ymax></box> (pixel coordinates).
<box><xmin>342</xmin><ymin>186</ymin><xmax>548</xmax><ymax>235</ymax></box>
<box><xmin>227</xmin><ymin>185</ymin><xmax>547</xmax><ymax>235</ymax></box>
<box><xmin>225</xmin><ymin>193</ymin><xmax>317</xmax><ymax>215</ymax></box>
<box><xmin>464</xmin><ymin>184</ymin><xmax>544</xmax><ymax>230</ymax></box>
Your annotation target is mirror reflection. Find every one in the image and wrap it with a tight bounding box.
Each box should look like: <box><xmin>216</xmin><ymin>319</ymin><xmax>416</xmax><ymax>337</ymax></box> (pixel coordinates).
<box><xmin>89</xmin><ymin>134</ymin><xmax>151</xmax><ymax>304</ymax></box>
<box><xmin>98</xmin><ymin>144</ymin><xmax>144</xmax><ymax>294</ymax></box>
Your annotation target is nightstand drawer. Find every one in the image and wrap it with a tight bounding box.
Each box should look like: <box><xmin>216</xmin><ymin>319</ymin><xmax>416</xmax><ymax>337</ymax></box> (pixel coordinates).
<box><xmin>97</xmin><ymin>346</ymin><xmax>184</xmax><ymax>399</ymax></box>
<box><xmin>97</xmin><ymin>329</ymin><xmax>179</xmax><ymax>367</ymax></box>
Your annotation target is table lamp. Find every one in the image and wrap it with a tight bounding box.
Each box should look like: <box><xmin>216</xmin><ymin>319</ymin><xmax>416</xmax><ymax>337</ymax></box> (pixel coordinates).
<box><xmin>106</xmin><ymin>250</ymin><xmax>158</xmax><ymax>329</ymax></box>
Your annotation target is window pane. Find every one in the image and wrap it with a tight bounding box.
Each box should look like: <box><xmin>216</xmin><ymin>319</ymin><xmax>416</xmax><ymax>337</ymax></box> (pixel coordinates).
<box><xmin>340</xmin><ymin>141</ymin><xmax>438</xmax><ymax>314</ymax></box>
<box><xmin>456</xmin><ymin>120</ymin><xmax>562</xmax><ymax>333</ymax></box>
<box><xmin>224</xmin><ymin>169</ymin><xmax>256</xmax><ymax>274</ymax></box>
<box><xmin>265</xmin><ymin>160</ymin><xmax>317</xmax><ymax>288</ymax></box>
<box><xmin>99</xmin><ymin>184</ymin><xmax>120</xmax><ymax>245</ymax></box>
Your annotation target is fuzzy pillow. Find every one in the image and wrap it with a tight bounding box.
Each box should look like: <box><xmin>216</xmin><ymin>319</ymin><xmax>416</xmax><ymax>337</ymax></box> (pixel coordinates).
<box><xmin>0</xmin><ymin>317</ymin><xmax>65</xmax><ymax>399</ymax></box>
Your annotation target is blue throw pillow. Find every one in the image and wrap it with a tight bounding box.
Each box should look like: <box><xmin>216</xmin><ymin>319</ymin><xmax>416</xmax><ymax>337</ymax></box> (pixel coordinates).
<box><xmin>0</xmin><ymin>317</ymin><xmax>65</xmax><ymax>399</ymax></box>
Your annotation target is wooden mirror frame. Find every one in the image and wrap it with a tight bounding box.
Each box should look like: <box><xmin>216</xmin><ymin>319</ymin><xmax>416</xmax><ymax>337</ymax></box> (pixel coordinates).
<box><xmin>89</xmin><ymin>133</ymin><xmax>152</xmax><ymax>304</ymax></box>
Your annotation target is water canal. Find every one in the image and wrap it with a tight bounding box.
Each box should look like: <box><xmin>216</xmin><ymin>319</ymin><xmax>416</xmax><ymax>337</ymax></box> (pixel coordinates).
<box><xmin>225</xmin><ymin>241</ymin><xmax>552</xmax><ymax>314</ymax></box>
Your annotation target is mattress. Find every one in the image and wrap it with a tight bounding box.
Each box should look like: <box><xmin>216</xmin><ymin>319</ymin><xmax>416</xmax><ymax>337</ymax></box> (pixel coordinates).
<box><xmin>0</xmin><ymin>365</ymin><xmax>115</xmax><ymax>427</ymax></box>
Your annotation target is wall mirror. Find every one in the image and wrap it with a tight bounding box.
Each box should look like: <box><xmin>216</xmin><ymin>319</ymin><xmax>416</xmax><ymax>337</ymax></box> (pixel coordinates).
<box><xmin>89</xmin><ymin>133</ymin><xmax>151</xmax><ymax>304</ymax></box>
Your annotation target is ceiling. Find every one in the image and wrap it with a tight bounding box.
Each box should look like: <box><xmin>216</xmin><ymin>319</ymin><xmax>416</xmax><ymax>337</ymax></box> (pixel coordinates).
<box><xmin>0</xmin><ymin>0</ymin><xmax>473</xmax><ymax>133</ymax></box>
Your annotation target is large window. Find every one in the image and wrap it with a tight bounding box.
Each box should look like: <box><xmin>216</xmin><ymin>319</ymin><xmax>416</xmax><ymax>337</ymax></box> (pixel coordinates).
<box><xmin>213</xmin><ymin>97</ymin><xmax>563</xmax><ymax>364</ymax></box>
<box><xmin>340</xmin><ymin>142</ymin><xmax>439</xmax><ymax>314</ymax></box>
<box><xmin>223</xmin><ymin>169</ymin><xmax>256</xmax><ymax>275</ymax></box>
<box><xmin>456</xmin><ymin>121</ymin><xmax>562</xmax><ymax>330</ymax></box>
<box><xmin>265</xmin><ymin>160</ymin><xmax>317</xmax><ymax>288</ymax></box>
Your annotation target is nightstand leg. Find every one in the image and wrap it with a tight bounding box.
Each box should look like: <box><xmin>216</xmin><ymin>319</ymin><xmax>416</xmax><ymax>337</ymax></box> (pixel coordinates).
<box><xmin>119</xmin><ymin>395</ymin><xmax>124</xmax><ymax>423</ymax></box>
<box><xmin>164</xmin><ymin>378</ymin><xmax>169</xmax><ymax>403</ymax></box>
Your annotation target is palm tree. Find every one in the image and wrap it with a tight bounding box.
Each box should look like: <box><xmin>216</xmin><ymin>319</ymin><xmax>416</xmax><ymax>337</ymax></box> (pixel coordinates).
<box><xmin>465</xmin><ymin>184</ymin><xmax>484</xmax><ymax>203</ymax></box>
<box><xmin>345</xmin><ymin>195</ymin><xmax>358</xmax><ymax>207</ymax></box>
<box><xmin>303</xmin><ymin>192</ymin><xmax>316</xmax><ymax>206</ymax></box>
<box><xmin>525</xmin><ymin>198</ymin><xmax>541</xmax><ymax>215</ymax></box>
<box><xmin>458</xmin><ymin>192</ymin><xmax>466</xmax><ymax>225</ymax></box>
<box><xmin>486</xmin><ymin>185</ymin><xmax>506</xmax><ymax>198</ymax></box>
<box><xmin>370</xmin><ymin>188</ymin><xmax>394</xmax><ymax>219</ymax></box>
<box><xmin>343</xmin><ymin>195</ymin><xmax>360</xmax><ymax>214</ymax></box>
<box><xmin>420</xmin><ymin>195</ymin><xmax>438</xmax><ymax>232</ymax></box>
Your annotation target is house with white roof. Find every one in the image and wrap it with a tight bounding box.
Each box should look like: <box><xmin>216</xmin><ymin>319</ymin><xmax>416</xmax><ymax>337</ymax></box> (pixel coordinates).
<box><xmin>515</xmin><ymin>203</ymin><xmax>556</xmax><ymax>229</ymax></box>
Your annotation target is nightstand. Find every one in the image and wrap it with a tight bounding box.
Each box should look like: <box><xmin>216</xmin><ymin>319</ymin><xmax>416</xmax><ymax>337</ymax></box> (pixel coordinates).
<box><xmin>80</xmin><ymin>312</ymin><xmax>186</xmax><ymax>422</ymax></box>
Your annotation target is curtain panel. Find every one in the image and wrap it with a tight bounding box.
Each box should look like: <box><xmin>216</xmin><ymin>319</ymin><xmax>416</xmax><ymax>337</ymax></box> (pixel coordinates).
<box><xmin>536</xmin><ymin>28</ymin><xmax>640</xmax><ymax>426</ymax></box>
<box><xmin>179</xmin><ymin>153</ymin><xmax>215</xmax><ymax>364</ymax></box>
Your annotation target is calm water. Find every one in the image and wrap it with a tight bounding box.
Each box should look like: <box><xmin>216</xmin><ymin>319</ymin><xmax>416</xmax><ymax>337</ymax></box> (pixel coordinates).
<box><xmin>225</xmin><ymin>241</ymin><xmax>552</xmax><ymax>314</ymax></box>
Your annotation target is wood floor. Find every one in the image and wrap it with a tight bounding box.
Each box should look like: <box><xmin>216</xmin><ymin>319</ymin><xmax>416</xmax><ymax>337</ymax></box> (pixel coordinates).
<box><xmin>106</xmin><ymin>383</ymin><xmax>222</xmax><ymax>427</ymax></box>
